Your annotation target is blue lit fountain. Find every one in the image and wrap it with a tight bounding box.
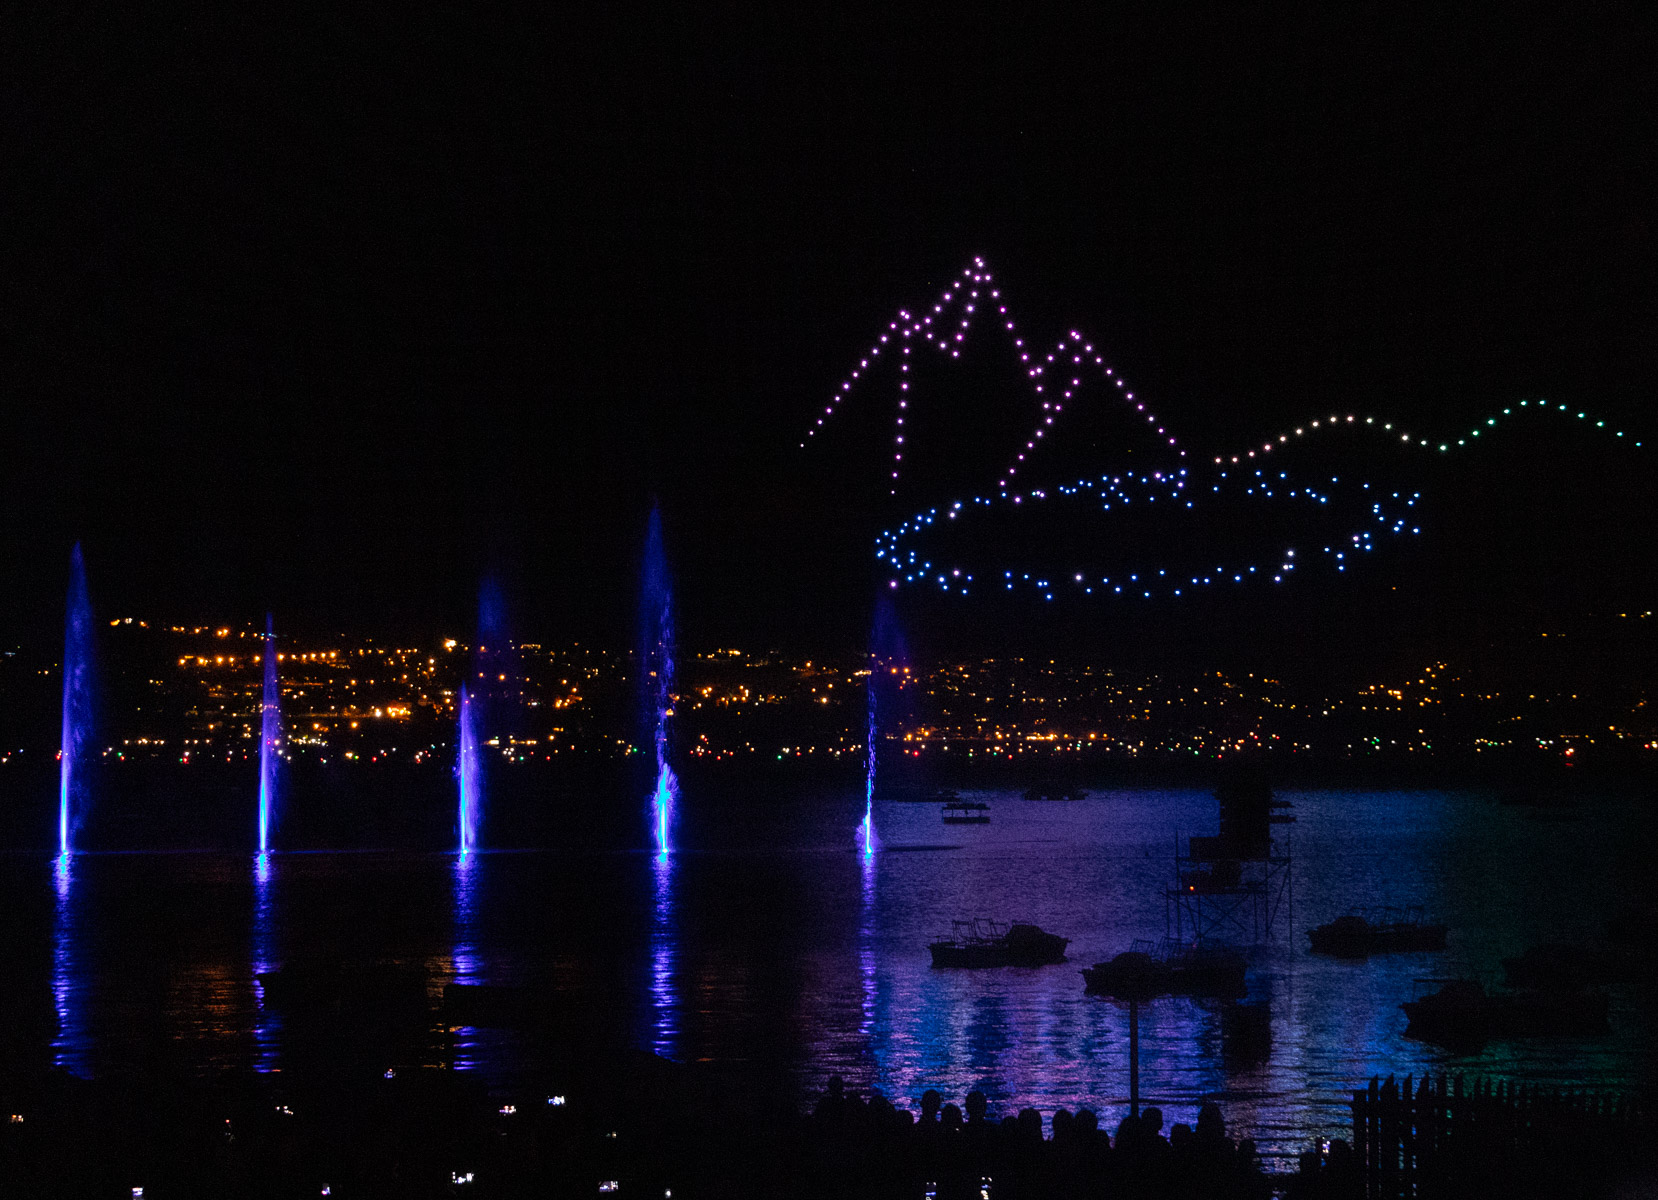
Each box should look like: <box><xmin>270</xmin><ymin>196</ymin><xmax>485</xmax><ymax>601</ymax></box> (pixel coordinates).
<box><xmin>258</xmin><ymin>613</ymin><xmax>281</xmax><ymax>856</ymax></box>
<box><xmin>641</xmin><ymin>507</ymin><xmax>677</xmax><ymax>855</ymax></box>
<box><xmin>58</xmin><ymin>544</ymin><xmax>94</xmax><ymax>860</ymax></box>
<box><xmin>457</xmin><ymin>686</ymin><xmax>481</xmax><ymax>855</ymax></box>
<box><xmin>862</xmin><ymin>665</ymin><xmax>877</xmax><ymax>856</ymax></box>
<box><xmin>861</xmin><ymin>597</ymin><xmax>909</xmax><ymax>854</ymax></box>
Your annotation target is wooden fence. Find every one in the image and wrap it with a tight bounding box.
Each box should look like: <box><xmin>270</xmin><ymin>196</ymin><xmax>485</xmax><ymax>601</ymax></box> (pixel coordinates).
<box><xmin>1350</xmin><ymin>1074</ymin><xmax>1651</xmax><ymax>1199</ymax></box>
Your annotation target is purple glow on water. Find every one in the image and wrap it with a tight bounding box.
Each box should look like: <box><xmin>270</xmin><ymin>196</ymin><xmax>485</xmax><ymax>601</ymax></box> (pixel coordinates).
<box><xmin>457</xmin><ymin>686</ymin><xmax>481</xmax><ymax>855</ymax></box>
<box><xmin>58</xmin><ymin>544</ymin><xmax>93</xmax><ymax>858</ymax></box>
<box><xmin>258</xmin><ymin>614</ymin><xmax>281</xmax><ymax>855</ymax></box>
<box><xmin>50</xmin><ymin>854</ymin><xmax>86</xmax><ymax>1076</ymax></box>
<box><xmin>649</xmin><ymin>853</ymin><xmax>678</xmax><ymax>1058</ymax></box>
<box><xmin>859</xmin><ymin>851</ymin><xmax>877</xmax><ymax>1045</ymax></box>
<box><xmin>20</xmin><ymin>788</ymin><xmax>1656</xmax><ymax>1166</ymax></box>
<box><xmin>251</xmin><ymin>854</ymin><xmax>279</xmax><ymax>1072</ymax></box>
<box><xmin>451</xmin><ymin>852</ymin><xmax>483</xmax><ymax>1069</ymax></box>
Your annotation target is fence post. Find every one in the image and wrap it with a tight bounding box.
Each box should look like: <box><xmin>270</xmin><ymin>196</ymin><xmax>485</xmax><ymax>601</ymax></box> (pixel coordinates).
<box><xmin>1406</xmin><ymin>1075</ymin><xmax>1418</xmax><ymax>1200</ymax></box>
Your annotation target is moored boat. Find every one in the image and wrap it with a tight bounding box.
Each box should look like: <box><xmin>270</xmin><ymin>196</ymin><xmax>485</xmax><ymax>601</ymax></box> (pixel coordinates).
<box><xmin>1082</xmin><ymin>938</ymin><xmax>1246</xmax><ymax>998</ymax></box>
<box><xmin>1309</xmin><ymin>910</ymin><xmax>1448</xmax><ymax>957</ymax></box>
<box><xmin>1402</xmin><ymin>979</ymin><xmax>1491</xmax><ymax>1050</ymax></box>
<box><xmin>929</xmin><ymin>919</ymin><xmax>1070</xmax><ymax>968</ymax></box>
<box><xmin>1402</xmin><ymin>977</ymin><xmax>1611</xmax><ymax>1049</ymax></box>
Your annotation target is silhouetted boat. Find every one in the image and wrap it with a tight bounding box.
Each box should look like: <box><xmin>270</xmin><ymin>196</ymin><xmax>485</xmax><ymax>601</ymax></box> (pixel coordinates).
<box><xmin>1082</xmin><ymin>939</ymin><xmax>1246</xmax><ymax>998</ymax></box>
<box><xmin>1023</xmin><ymin>785</ymin><xmax>1087</xmax><ymax>801</ymax></box>
<box><xmin>941</xmin><ymin>799</ymin><xmax>989</xmax><ymax>824</ymax></box>
<box><xmin>1402</xmin><ymin>977</ymin><xmax>1611</xmax><ymax>1049</ymax></box>
<box><xmin>929</xmin><ymin>919</ymin><xmax>1069</xmax><ymax>968</ymax></box>
<box><xmin>1402</xmin><ymin>979</ymin><xmax>1490</xmax><ymax>1050</ymax></box>
<box><xmin>1308</xmin><ymin>910</ymin><xmax>1448</xmax><ymax>957</ymax></box>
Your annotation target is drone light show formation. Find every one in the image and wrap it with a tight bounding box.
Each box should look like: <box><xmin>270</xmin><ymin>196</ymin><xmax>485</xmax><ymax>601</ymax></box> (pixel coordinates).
<box><xmin>805</xmin><ymin>258</ymin><xmax>1644</xmax><ymax>603</ymax></box>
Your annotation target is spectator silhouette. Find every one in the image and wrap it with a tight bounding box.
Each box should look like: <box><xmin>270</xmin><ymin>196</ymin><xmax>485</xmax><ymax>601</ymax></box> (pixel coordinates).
<box><xmin>1234</xmin><ymin>1139</ymin><xmax>1271</xmax><ymax>1200</ymax></box>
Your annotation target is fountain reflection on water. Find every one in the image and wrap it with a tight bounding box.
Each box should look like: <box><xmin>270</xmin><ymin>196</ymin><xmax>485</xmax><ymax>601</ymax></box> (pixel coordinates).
<box><xmin>859</xmin><ymin>849</ymin><xmax>879</xmax><ymax>1057</ymax></box>
<box><xmin>251</xmin><ymin>854</ymin><xmax>280</xmax><ymax>1073</ymax></box>
<box><xmin>649</xmin><ymin>853</ymin><xmax>679</xmax><ymax>1060</ymax></box>
<box><xmin>451</xmin><ymin>852</ymin><xmax>483</xmax><ymax>1070</ymax></box>
<box><xmin>50</xmin><ymin>854</ymin><xmax>88</xmax><ymax>1076</ymax></box>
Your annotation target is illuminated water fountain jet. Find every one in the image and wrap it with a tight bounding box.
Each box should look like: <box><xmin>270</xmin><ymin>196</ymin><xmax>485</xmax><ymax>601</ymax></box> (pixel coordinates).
<box><xmin>58</xmin><ymin>544</ymin><xmax>93</xmax><ymax>859</ymax></box>
<box><xmin>860</xmin><ymin>597</ymin><xmax>908</xmax><ymax>848</ymax></box>
<box><xmin>457</xmin><ymin>686</ymin><xmax>481</xmax><ymax>855</ymax></box>
<box><xmin>641</xmin><ymin>507</ymin><xmax>677</xmax><ymax>855</ymax></box>
<box><xmin>861</xmin><ymin>667</ymin><xmax>877</xmax><ymax>856</ymax></box>
<box><xmin>258</xmin><ymin>614</ymin><xmax>281</xmax><ymax>855</ymax></box>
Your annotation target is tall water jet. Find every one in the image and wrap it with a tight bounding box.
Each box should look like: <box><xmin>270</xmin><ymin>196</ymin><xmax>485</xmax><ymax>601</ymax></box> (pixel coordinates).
<box><xmin>457</xmin><ymin>686</ymin><xmax>481</xmax><ymax>855</ymax></box>
<box><xmin>474</xmin><ymin>573</ymin><xmax>523</xmax><ymax>743</ymax></box>
<box><xmin>258</xmin><ymin>614</ymin><xmax>281</xmax><ymax>855</ymax></box>
<box><xmin>862</xmin><ymin>597</ymin><xmax>909</xmax><ymax>851</ymax></box>
<box><xmin>861</xmin><ymin>668</ymin><xmax>877</xmax><ymax>856</ymax></box>
<box><xmin>58</xmin><ymin>545</ymin><xmax>94</xmax><ymax>859</ymax></box>
<box><xmin>640</xmin><ymin>507</ymin><xmax>677</xmax><ymax>855</ymax></box>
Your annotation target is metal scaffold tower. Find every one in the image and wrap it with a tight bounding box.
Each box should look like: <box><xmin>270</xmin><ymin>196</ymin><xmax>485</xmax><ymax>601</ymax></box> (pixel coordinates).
<box><xmin>1166</xmin><ymin>770</ymin><xmax>1294</xmax><ymax>943</ymax></box>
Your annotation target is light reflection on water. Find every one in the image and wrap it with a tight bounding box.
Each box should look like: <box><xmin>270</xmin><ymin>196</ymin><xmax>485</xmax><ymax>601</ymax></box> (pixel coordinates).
<box><xmin>860</xmin><ymin>848</ymin><xmax>880</xmax><ymax>1077</ymax></box>
<box><xmin>51</xmin><ymin>854</ymin><xmax>87</xmax><ymax>1077</ymax></box>
<box><xmin>250</xmin><ymin>853</ymin><xmax>279</xmax><ymax>1073</ymax></box>
<box><xmin>451</xmin><ymin>852</ymin><xmax>482</xmax><ymax>1070</ymax></box>
<box><xmin>649</xmin><ymin>851</ymin><xmax>678</xmax><ymax>1059</ymax></box>
<box><xmin>11</xmin><ymin>788</ymin><xmax>1655</xmax><ymax>1164</ymax></box>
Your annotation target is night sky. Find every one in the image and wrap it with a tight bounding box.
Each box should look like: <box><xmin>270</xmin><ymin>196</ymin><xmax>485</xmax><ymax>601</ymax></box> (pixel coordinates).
<box><xmin>4</xmin><ymin>7</ymin><xmax>1654</xmax><ymax>661</ymax></box>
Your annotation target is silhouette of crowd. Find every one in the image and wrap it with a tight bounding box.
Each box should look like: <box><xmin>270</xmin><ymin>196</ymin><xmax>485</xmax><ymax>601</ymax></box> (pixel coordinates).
<box><xmin>13</xmin><ymin>1059</ymin><xmax>1641</xmax><ymax>1197</ymax></box>
<box><xmin>797</xmin><ymin>1077</ymin><xmax>1276</xmax><ymax>1199</ymax></box>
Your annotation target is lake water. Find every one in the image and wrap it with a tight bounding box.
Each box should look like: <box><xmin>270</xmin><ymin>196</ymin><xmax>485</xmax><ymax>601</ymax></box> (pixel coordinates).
<box><xmin>8</xmin><ymin>784</ymin><xmax>1654</xmax><ymax>1167</ymax></box>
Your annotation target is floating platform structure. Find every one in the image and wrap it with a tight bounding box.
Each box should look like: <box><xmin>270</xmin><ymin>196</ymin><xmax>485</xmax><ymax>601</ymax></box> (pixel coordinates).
<box><xmin>1166</xmin><ymin>770</ymin><xmax>1294</xmax><ymax>943</ymax></box>
<box><xmin>941</xmin><ymin>799</ymin><xmax>990</xmax><ymax>824</ymax></box>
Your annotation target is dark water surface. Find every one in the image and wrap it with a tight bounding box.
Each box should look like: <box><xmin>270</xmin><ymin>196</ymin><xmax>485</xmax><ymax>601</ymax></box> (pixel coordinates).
<box><xmin>7</xmin><ymin>786</ymin><xmax>1654</xmax><ymax>1166</ymax></box>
